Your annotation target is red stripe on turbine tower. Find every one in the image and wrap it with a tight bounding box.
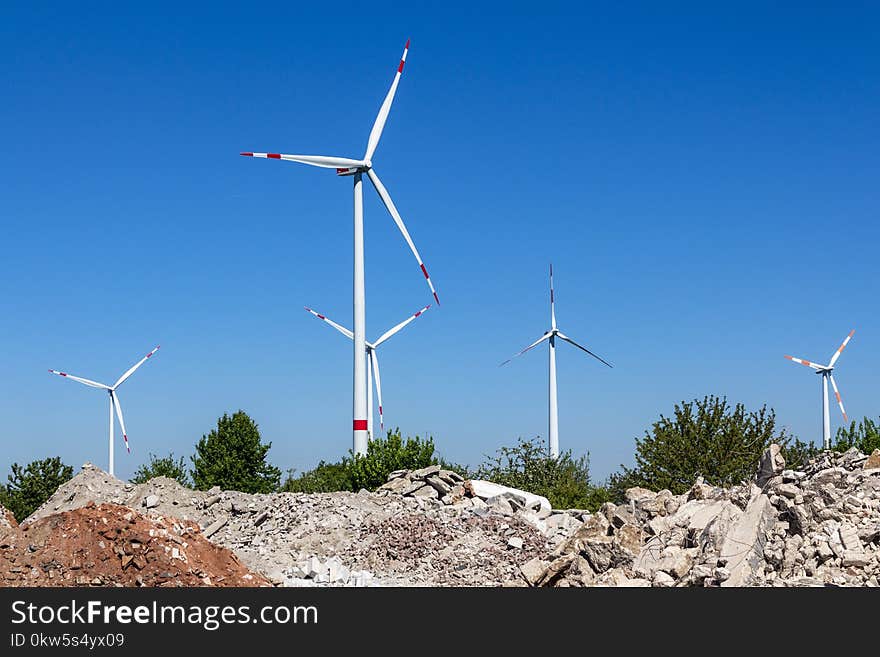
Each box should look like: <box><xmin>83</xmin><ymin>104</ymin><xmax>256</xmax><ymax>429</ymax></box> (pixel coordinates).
<box><xmin>353</xmin><ymin>420</ymin><xmax>368</xmax><ymax>431</ymax></box>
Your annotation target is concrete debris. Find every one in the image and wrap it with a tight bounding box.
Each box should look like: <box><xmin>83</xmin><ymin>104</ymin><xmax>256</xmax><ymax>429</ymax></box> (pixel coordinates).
<box><xmin>0</xmin><ymin>504</ymin><xmax>16</xmax><ymax>531</ymax></box>
<box><xmin>7</xmin><ymin>443</ymin><xmax>880</xmax><ymax>587</ymax></box>
<box><xmin>528</xmin><ymin>444</ymin><xmax>880</xmax><ymax>587</ymax></box>
<box><xmin>376</xmin><ymin>467</ymin><xmax>464</xmax><ymax>504</ymax></box>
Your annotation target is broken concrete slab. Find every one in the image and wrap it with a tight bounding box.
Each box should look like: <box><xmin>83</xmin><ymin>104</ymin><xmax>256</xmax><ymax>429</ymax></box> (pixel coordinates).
<box><xmin>720</xmin><ymin>491</ymin><xmax>775</xmax><ymax>587</ymax></box>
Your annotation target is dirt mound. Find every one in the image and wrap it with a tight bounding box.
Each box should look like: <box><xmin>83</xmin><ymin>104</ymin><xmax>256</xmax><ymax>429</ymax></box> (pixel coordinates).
<box><xmin>1</xmin><ymin>503</ymin><xmax>269</xmax><ymax>587</ymax></box>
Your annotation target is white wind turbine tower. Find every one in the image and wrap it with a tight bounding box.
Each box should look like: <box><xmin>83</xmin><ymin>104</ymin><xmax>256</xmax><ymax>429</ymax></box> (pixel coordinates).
<box><xmin>241</xmin><ymin>40</ymin><xmax>438</xmax><ymax>456</ymax></box>
<box><xmin>501</xmin><ymin>265</ymin><xmax>611</xmax><ymax>458</ymax></box>
<box><xmin>49</xmin><ymin>346</ymin><xmax>160</xmax><ymax>477</ymax></box>
<box><xmin>784</xmin><ymin>329</ymin><xmax>855</xmax><ymax>450</ymax></box>
<box><xmin>305</xmin><ymin>304</ymin><xmax>431</xmax><ymax>440</ymax></box>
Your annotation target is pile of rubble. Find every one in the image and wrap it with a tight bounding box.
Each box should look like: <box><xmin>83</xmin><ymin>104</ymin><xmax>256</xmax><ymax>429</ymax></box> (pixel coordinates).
<box><xmin>0</xmin><ymin>502</ymin><xmax>269</xmax><ymax>587</ymax></box>
<box><xmin>0</xmin><ymin>503</ymin><xmax>16</xmax><ymax>530</ymax></box>
<box><xmin>10</xmin><ymin>447</ymin><xmax>879</xmax><ymax>587</ymax></box>
<box><xmin>524</xmin><ymin>446</ymin><xmax>880</xmax><ymax>587</ymax></box>
<box><xmin>376</xmin><ymin>466</ymin><xmax>467</xmax><ymax>503</ymax></box>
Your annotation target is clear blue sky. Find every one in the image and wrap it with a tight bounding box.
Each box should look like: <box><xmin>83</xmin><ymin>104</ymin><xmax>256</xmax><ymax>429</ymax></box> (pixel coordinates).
<box><xmin>2</xmin><ymin>2</ymin><xmax>877</xmax><ymax>482</ymax></box>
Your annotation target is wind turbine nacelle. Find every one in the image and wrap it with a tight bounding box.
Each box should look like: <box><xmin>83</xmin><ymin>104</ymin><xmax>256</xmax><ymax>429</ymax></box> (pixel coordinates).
<box><xmin>336</xmin><ymin>167</ymin><xmax>361</xmax><ymax>176</ymax></box>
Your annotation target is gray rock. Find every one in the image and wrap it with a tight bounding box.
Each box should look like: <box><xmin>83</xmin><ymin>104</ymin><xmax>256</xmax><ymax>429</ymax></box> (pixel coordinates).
<box><xmin>412</xmin><ymin>484</ymin><xmax>439</xmax><ymax>499</ymax></box>
<box><xmin>519</xmin><ymin>557</ymin><xmax>547</xmax><ymax>586</ymax></box>
<box><xmin>410</xmin><ymin>465</ymin><xmax>441</xmax><ymax>479</ymax></box>
<box><xmin>652</xmin><ymin>571</ymin><xmax>675</xmax><ymax>587</ymax></box>
<box><xmin>507</xmin><ymin>536</ymin><xmax>524</xmax><ymax>550</ymax></box>
<box><xmin>775</xmin><ymin>483</ymin><xmax>801</xmax><ymax>499</ymax></box>
<box><xmin>624</xmin><ymin>487</ymin><xmax>656</xmax><ymax>503</ymax></box>
<box><xmin>426</xmin><ymin>476</ymin><xmax>452</xmax><ymax>495</ymax></box>
<box><xmin>143</xmin><ymin>494</ymin><xmax>159</xmax><ymax>509</ymax></box>
<box><xmin>720</xmin><ymin>490</ymin><xmax>775</xmax><ymax>587</ymax></box>
<box><xmin>202</xmin><ymin>516</ymin><xmax>228</xmax><ymax>539</ymax></box>
<box><xmin>757</xmin><ymin>444</ymin><xmax>786</xmax><ymax>487</ymax></box>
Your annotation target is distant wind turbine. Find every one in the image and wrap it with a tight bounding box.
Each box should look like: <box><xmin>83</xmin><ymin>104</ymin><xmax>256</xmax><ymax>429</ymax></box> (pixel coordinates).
<box><xmin>305</xmin><ymin>305</ymin><xmax>431</xmax><ymax>440</ymax></box>
<box><xmin>49</xmin><ymin>346</ymin><xmax>160</xmax><ymax>476</ymax></box>
<box><xmin>241</xmin><ymin>40</ymin><xmax>438</xmax><ymax>456</ymax></box>
<box><xmin>784</xmin><ymin>330</ymin><xmax>855</xmax><ymax>450</ymax></box>
<box><xmin>501</xmin><ymin>265</ymin><xmax>611</xmax><ymax>458</ymax></box>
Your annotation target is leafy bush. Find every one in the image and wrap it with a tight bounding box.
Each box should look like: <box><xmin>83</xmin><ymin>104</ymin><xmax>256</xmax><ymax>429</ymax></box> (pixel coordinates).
<box><xmin>191</xmin><ymin>411</ymin><xmax>281</xmax><ymax>493</ymax></box>
<box><xmin>281</xmin><ymin>430</ymin><xmax>464</xmax><ymax>493</ymax></box>
<box><xmin>281</xmin><ymin>461</ymin><xmax>352</xmax><ymax>493</ymax></box>
<box><xmin>0</xmin><ymin>457</ymin><xmax>73</xmax><ymax>523</ymax></box>
<box><xmin>613</xmin><ymin>395</ymin><xmax>791</xmax><ymax>496</ymax></box>
<box><xmin>833</xmin><ymin>416</ymin><xmax>880</xmax><ymax>455</ymax></box>
<box><xmin>473</xmin><ymin>437</ymin><xmax>607</xmax><ymax>511</ymax></box>
<box><xmin>344</xmin><ymin>430</ymin><xmax>438</xmax><ymax>491</ymax></box>
<box><xmin>782</xmin><ymin>438</ymin><xmax>821</xmax><ymax>470</ymax></box>
<box><xmin>131</xmin><ymin>452</ymin><xmax>191</xmax><ymax>486</ymax></box>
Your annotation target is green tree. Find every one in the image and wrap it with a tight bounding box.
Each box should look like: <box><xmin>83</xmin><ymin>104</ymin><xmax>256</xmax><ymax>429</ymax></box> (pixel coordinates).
<box><xmin>615</xmin><ymin>395</ymin><xmax>790</xmax><ymax>496</ymax></box>
<box><xmin>833</xmin><ymin>416</ymin><xmax>880</xmax><ymax>455</ymax></box>
<box><xmin>131</xmin><ymin>452</ymin><xmax>191</xmax><ymax>486</ymax></box>
<box><xmin>0</xmin><ymin>457</ymin><xmax>73</xmax><ymax>523</ymax></box>
<box><xmin>474</xmin><ymin>437</ymin><xmax>607</xmax><ymax>511</ymax></box>
<box><xmin>191</xmin><ymin>411</ymin><xmax>281</xmax><ymax>493</ymax></box>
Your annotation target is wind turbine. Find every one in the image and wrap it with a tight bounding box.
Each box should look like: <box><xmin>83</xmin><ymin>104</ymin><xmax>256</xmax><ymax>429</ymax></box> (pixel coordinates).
<box><xmin>49</xmin><ymin>346</ymin><xmax>160</xmax><ymax>477</ymax></box>
<box><xmin>241</xmin><ymin>39</ymin><xmax>438</xmax><ymax>456</ymax></box>
<box><xmin>305</xmin><ymin>304</ymin><xmax>430</xmax><ymax>440</ymax></box>
<box><xmin>784</xmin><ymin>330</ymin><xmax>854</xmax><ymax>450</ymax></box>
<box><xmin>500</xmin><ymin>265</ymin><xmax>611</xmax><ymax>458</ymax></box>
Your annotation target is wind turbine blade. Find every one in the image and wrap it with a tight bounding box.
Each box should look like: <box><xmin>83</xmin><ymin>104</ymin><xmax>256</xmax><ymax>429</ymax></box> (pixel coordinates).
<box><xmin>364</xmin><ymin>39</ymin><xmax>410</xmax><ymax>162</ymax></box>
<box><xmin>556</xmin><ymin>332</ymin><xmax>613</xmax><ymax>368</ymax></box>
<box><xmin>499</xmin><ymin>333</ymin><xmax>551</xmax><ymax>366</ymax></box>
<box><xmin>784</xmin><ymin>355</ymin><xmax>823</xmax><ymax>370</ymax></box>
<box><xmin>304</xmin><ymin>307</ymin><xmax>354</xmax><ymax>340</ymax></box>
<box><xmin>111</xmin><ymin>392</ymin><xmax>130</xmax><ymax>454</ymax></box>
<box><xmin>371</xmin><ymin>349</ymin><xmax>384</xmax><ymax>431</ymax></box>
<box><xmin>550</xmin><ymin>264</ymin><xmax>557</xmax><ymax>330</ymax></box>
<box><xmin>240</xmin><ymin>153</ymin><xmax>366</xmax><ymax>169</ymax></box>
<box><xmin>828</xmin><ymin>329</ymin><xmax>855</xmax><ymax>367</ymax></box>
<box><xmin>828</xmin><ymin>374</ymin><xmax>848</xmax><ymax>423</ymax></box>
<box><xmin>114</xmin><ymin>345</ymin><xmax>161</xmax><ymax>389</ymax></box>
<box><xmin>367</xmin><ymin>168</ymin><xmax>439</xmax><ymax>304</ymax></box>
<box><xmin>373</xmin><ymin>304</ymin><xmax>431</xmax><ymax>347</ymax></box>
<box><xmin>48</xmin><ymin>370</ymin><xmax>111</xmax><ymax>390</ymax></box>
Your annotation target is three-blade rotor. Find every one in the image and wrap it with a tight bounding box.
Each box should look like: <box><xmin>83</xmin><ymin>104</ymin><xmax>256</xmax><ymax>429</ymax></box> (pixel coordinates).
<box><xmin>784</xmin><ymin>329</ymin><xmax>855</xmax><ymax>423</ymax></box>
<box><xmin>49</xmin><ymin>345</ymin><xmax>161</xmax><ymax>454</ymax></box>
<box><xmin>241</xmin><ymin>40</ymin><xmax>438</xmax><ymax>305</ymax></box>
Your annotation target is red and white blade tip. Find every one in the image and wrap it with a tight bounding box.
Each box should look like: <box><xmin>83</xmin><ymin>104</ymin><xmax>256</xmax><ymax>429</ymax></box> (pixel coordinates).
<box><xmin>398</xmin><ymin>39</ymin><xmax>410</xmax><ymax>73</ymax></box>
<box><xmin>49</xmin><ymin>370</ymin><xmax>66</xmax><ymax>376</ymax></box>
<box><xmin>785</xmin><ymin>355</ymin><xmax>817</xmax><ymax>368</ymax></box>
<box><xmin>124</xmin><ymin>435</ymin><xmax>130</xmax><ymax>453</ymax></box>
<box><xmin>413</xmin><ymin>304</ymin><xmax>431</xmax><ymax>318</ymax></box>
<box><xmin>240</xmin><ymin>152</ymin><xmax>282</xmax><ymax>159</ymax></box>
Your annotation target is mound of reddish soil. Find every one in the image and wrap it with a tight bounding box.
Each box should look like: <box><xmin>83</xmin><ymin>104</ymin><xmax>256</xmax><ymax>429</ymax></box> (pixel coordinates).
<box><xmin>0</xmin><ymin>502</ymin><xmax>269</xmax><ymax>587</ymax></box>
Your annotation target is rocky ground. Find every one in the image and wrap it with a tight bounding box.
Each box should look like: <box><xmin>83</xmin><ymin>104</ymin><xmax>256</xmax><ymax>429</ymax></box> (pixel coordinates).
<box><xmin>5</xmin><ymin>447</ymin><xmax>880</xmax><ymax>587</ymax></box>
